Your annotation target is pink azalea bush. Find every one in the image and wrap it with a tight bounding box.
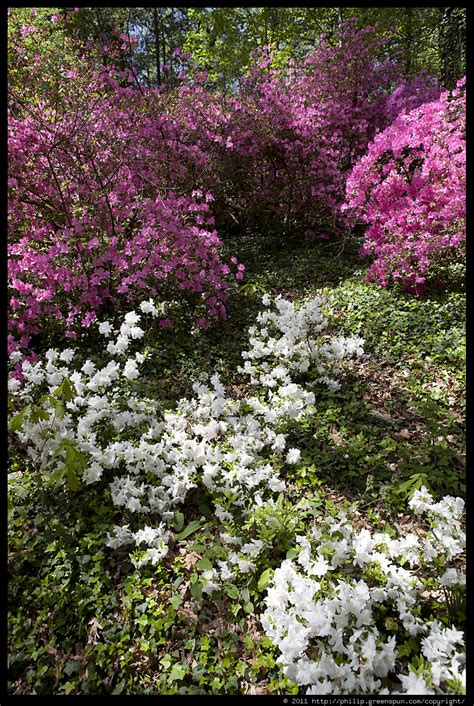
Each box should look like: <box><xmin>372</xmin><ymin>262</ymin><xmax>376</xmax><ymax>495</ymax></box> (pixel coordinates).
<box><xmin>345</xmin><ymin>77</ymin><xmax>465</xmax><ymax>293</ymax></box>
<box><xmin>8</xmin><ymin>19</ymin><xmax>241</xmax><ymax>356</ymax></box>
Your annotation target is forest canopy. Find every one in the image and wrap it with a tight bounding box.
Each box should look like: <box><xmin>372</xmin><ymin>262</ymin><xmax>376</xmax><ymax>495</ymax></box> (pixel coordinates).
<box><xmin>8</xmin><ymin>7</ymin><xmax>466</xmax><ymax>89</ymax></box>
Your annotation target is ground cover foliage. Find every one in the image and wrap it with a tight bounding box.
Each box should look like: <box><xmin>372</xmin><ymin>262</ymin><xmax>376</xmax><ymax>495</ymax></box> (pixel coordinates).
<box><xmin>8</xmin><ymin>236</ymin><xmax>465</xmax><ymax>696</ymax></box>
<box><xmin>8</xmin><ymin>8</ymin><xmax>465</xmax><ymax>698</ymax></box>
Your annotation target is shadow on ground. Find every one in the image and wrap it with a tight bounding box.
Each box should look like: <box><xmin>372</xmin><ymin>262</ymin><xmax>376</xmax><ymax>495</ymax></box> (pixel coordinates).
<box><xmin>283</xmin><ymin>353</ymin><xmax>465</xmax><ymax>506</ymax></box>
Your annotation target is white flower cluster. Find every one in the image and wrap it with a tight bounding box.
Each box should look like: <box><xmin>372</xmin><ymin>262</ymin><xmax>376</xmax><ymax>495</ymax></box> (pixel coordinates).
<box><xmin>106</xmin><ymin>522</ymin><xmax>170</xmax><ymax>568</ymax></box>
<box><xmin>261</xmin><ymin>487</ymin><xmax>465</xmax><ymax>695</ymax></box>
<box><xmin>240</xmin><ymin>294</ymin><xmax>364</xmax><ymax>393</ymax></box>
<box><xmin>197</xmin><ymin>535</ymin><xmax>272</xmax><ymax>594</ymax></box>
<box><xmin>9</xmin><ymin>295</ymin><xmax>360</xmax><ymax>568</ymax></box>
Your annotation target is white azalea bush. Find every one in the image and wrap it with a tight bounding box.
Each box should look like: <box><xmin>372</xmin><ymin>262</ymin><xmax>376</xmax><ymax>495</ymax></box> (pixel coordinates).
<box><xmin>261</xmin><ymin>487</ymin><xmax>465</xmax><ymax>695</ymax></box>
<box><xmin>8</xmin><ymin>294</ymin><xmax>363</xmax><ymax>571</ymax></box>
<box><xmin>240</xmin><ymin>293</ymin><xmax>364</xmax><ymax>393</ymax></box>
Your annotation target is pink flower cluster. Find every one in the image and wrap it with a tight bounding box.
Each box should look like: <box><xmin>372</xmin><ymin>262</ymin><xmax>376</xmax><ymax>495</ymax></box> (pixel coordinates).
<box><xmin>345</xmin><ymin>77</ymin><xmax>465</xmax><ymax>293</ymax></box>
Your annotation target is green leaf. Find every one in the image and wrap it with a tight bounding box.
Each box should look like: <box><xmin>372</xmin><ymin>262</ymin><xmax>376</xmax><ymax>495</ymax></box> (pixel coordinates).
<box><xmin>7</xmin><ymin>493</ymin><xmax>13</xmax><ymax>521</ymax></box>
<box><xmin>65</xmin><ymin>466</ymin><xmax>81</xmax><ymax>491</ymax></box>
<box><xmin>112</xmin><ymin>679</ymin><xmax>126</xmax><ymax>694</ymax></box>
<box><xmin>65</xmin><ymin>441</ymin><xmax>87</xmax><ymax>470</ymax></box>
<box><xmin>54</xmin><ymin>377</ymin><xmax>75</xmax><ymax>402</ymax></box>
<box><xmin>224</xmin><ymin>584</ymin><xmax>239</xmax><ymax>599</ymax></box>
<box><xmin>385</xmin><ymin>617</ymin><xmax>398</xmax><ymax>631</ymax></box>
<box><xmin>169</xmin><ymin>663</ymin><xmax>187</xmax><ymax>681</ymax></box>
<box><xmin>169</xmin><ymin>595</ymin><xmax>183</xmax><ymax>610</ymax></box>
<box><xmin>160</xmin><ymin>655</ymin><xmax>172</xmax><ymax>669</ymax></box>
<box><xmin>257</xmin><ymin>568</ymin><xmax>273</xmax><ymax>592</ymax></box>
<box><xmin>30</xmin><ymin>405</ymin><xmax>49</xmax><ymax>423</ymax></box>
<box><xmin>396</xmin><ymin>472</ymin><xmax>430</xmax><ymax>499</ymax></box>
<box><xmin>286</xmin><ymin>547</ymin><xmax>299</xmax><ymax>560</ymax></box>
<box><xmin>177</xmin><ymin>520</ymin><xmax>201</xmax><ymax>540</ymax></box>
<box><xmin>398</xmin><ymin>638</ymin><xmax>418</xmax><ymax>658</ymax></box>
<box><xmin>48</xmin><ymin>465</ymin><xmax>67</xmax><ymax>486</ymax></box>
<box><xmin>172</xmin><ymin>510</ymin><xmax>185</xmax><ymax>531</ymax></box>
<box><xmin>63</xmin><ymin>682</ymin><xmax>76</xmax><ymax>695</ymax></box>
<box><xmin>47</xmin><ymin>440</ymin><xmax>87</xmax><ymax>489</ymax></box>
<box><xmin>190</xmin><ymin>580</ymin><xmax>203</xmax><ymax>600</ymax></box>
<box><xmin>9</xmin><ymin>404</ymin><xmax>31</xmax><ymax>433</ymax></box>
<box><xmin>54</xmin><ymin>399</ymin><xmax>65</xmax><ymax>420</ymax></box>
<box><xmin>64</xmin><ymin>660</ymin><xmax>81</xmax><ymax>676</ymax></box>
<box><xmin>192</xmin><ymin>543</ymin><xmax>206</xmax><ymax>552</ymax></box>
<box><xmin>236</xmin><ymin>661</ymin><xmax>247</xmax><ymax>676</ymax></box>
<box><xmin>196</xmin><ymin>557</ymin><xmax>212</xmax><ymax>571</ymax></box>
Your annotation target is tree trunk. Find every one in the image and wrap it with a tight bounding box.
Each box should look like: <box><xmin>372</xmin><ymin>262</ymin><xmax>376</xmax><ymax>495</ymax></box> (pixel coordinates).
<box><xmin>404</xmin><ymin>7</ymin><xmax>413</xmax><ymax>76</ymax></box>
<box><xmin>153</xmin><ymin>8</ymin><xmax>161</xmax><ymax>85</ymax></box>
<box><xmin>161</xmin><ymin>11</ymin><xmax>167</xmax><ymax>71</ymax></box>
<box><xmin>438</xmin><ymin>7</ymin><xmax>465</xmax><ymax>89</ymax></box>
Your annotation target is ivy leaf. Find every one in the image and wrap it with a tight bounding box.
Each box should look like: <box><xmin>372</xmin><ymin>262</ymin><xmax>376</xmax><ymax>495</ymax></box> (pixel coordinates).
<box><xmin>64</xmin><ymin>660</ymin><xmax>81</xmax><ymax>676</ymax></box>
<box><xmin>112</xmin><ymin>679</ymin><xmax>126</xmax><ymax>694</ymax></box>
<box><xmin>160</xmin><ymin>655</ymin><xmax>172</xmax><ymax>669</ymax></box>
<box><xmin>169</xmin><ymin>595</ymin><xmax>183</xmax><ymax>610</ymax></box>
<box><xmin>169</xmin><ymin>663</ymin><xmax>187</xmax><ymax>681</ymax></box>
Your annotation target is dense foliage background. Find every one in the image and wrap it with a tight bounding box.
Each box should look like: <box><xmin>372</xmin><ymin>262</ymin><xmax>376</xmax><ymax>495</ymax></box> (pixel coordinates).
<box><xmin>8</xmin><ymin>6</ymin><xmax>465</xmax><ymax>697</ymax></box>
